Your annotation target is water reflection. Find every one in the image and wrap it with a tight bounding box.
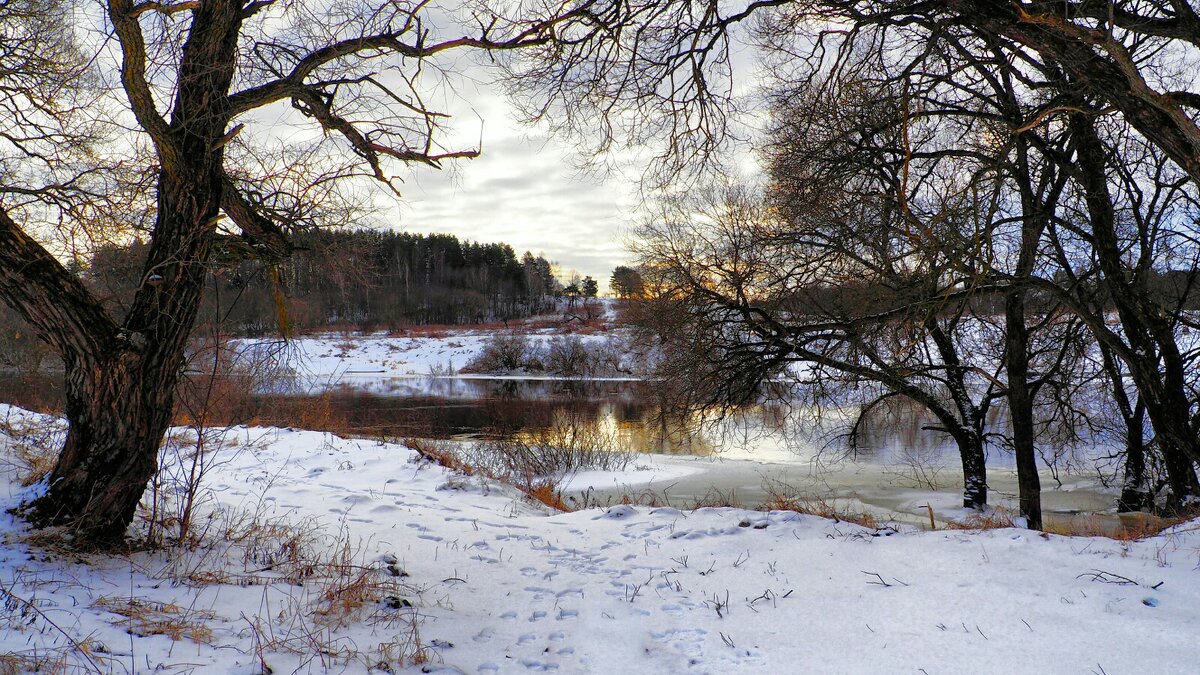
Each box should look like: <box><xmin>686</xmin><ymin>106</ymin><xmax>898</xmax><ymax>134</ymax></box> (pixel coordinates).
<box><xmin>260</xmin><ymin>378</ymin><xmax>1030</xmax><ymax>468</ymax></box>
<box><xmin>0</xmin><ymin>373</ymin><xmax>1094</xmax><ymax>470</ymax></box>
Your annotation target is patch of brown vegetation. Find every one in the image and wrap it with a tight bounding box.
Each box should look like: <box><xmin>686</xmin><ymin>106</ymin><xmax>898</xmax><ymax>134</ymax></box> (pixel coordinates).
<box><xmin>527</xmin><ymin>480</ymin><xmax>571</xmax><ymax>511</ymax></box>
<box><xmin>93</xmin><ymin>597</ymin><xmax>214</xmax><ymax>644</ymax></box>
<box><xmin>760</xmin><ymin>492</ymin><xmax>879</xmax><ymax>529</ymax></box>
<box><xmin>1044</xmin><ymin>509</ymin><xmax>1200</xmax><ymax>540</ymax></box>
<box><xmin>944</xmin><ymin>511</ymin><xmax>1017</xmax><ymax>530</ymax></box>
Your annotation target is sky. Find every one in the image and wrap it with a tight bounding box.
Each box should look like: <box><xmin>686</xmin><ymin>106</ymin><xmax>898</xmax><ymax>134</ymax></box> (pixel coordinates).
<box><xmin>374</xmin><ymin>22</ymin><xmax>768</xmax><ymax>286</ymax></box>
<box><xmin>386</xmin><ymin>74</ymin><xmax>643</xmax><ymax>284</ymax></box>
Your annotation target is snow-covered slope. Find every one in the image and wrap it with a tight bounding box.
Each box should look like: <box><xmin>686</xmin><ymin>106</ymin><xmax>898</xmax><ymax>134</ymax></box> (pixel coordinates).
<box><xmin>0</xmin><ymin>407</ymin><xmax>1197</xmax><ymax>673</ymax></box>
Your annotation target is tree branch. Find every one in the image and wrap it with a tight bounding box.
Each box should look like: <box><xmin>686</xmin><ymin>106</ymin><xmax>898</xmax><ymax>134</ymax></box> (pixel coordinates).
<box><xmin>0</xmin><ymin>206</ymin><xmax>119</xmax><ymax>357</ymax></box>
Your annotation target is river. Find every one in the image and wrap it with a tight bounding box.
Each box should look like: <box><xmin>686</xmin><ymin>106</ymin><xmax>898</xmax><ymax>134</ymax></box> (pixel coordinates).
<box><xmin>0</xmin><ymin>373</ymin><xmax>1127</xmax><ymax>530</ymax></box>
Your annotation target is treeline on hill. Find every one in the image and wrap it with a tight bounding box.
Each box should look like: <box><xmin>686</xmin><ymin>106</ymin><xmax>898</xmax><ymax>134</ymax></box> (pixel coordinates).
<box><xmin>88</xmin><ymin>230</ymin><xmax>562</xmax><ymax>334</ymax></box>
<box><xmin>790</xmin><ymin>271</ymin><xmax>1200</xmax><ymax>317</ymax></box>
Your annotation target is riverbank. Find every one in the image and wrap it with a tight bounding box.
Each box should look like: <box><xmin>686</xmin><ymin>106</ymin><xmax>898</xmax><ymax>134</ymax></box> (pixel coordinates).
<box><xmin>239</xmin><ymin>306</ymin><xmax>639</xmax><ymax>395</ymax></box>
<box><xmin>1</xmin><ymin>404</ymin><xmax>1198</xmax><ymax>673</ymax></box>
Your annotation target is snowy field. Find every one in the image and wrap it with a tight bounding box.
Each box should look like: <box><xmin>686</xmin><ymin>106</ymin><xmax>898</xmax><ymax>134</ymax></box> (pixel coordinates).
<box><xmin>239</xmin><ymin>328</ymin><xmax>627</xmax><ymax>394</ymax></box>
<box><xmin>1</xmin><ymin>405</ymin><xmax>1199</xmax><ymax>673</ymax></box>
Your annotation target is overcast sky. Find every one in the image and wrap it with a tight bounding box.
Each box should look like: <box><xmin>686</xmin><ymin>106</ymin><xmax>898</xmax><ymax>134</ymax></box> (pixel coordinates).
<box><xmin>384</xmin><ymin>75</ymin><xmax>642</xmax><ymax>285</ymax></box>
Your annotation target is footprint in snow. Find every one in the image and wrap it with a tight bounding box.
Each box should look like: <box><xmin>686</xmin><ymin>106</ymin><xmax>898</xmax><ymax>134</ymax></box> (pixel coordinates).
<box><xmin>473</xmin><ymin>628</ymin><xmax>494</xmax><ymax>643</ymax></box>
<box><xmin>529</xmin><ymin>611</ymin><xmax>547</xmax><ymax>622</ymax></box>
<box><xmin>652</xmin><ymin>627</ymin><xmax>707</xmax><ymax>643</ymax></box>
<box><xmin>517</xmin><ymin>633</ymin><xmax>538</xmax><ymax>645</ymax></box>
<box><xmin>500</xmin><ymin>611</ymin><xmax>518</xmax><ymax>621</ymax></box>
<box><xmin>596</xmin><ymin>504</ymin><xmax>637</xmax><ymax>520</ymax></box>
<box><xmin>520</xmin><ymin>659</ymin><xmax>559</xmax><ymax>671</ymax></box>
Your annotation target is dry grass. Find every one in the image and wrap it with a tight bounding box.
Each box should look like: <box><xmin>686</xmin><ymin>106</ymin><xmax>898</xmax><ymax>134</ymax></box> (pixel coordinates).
<box><xmin>944</xmin><ymin>511</ymin><xmax>1017</xmax><ymax>530</ymax></box>
<box><xmin>0</xmin><ymin>413</ymin><xmax>65</xmax><ymax>487</ymax></box>
<box><xmin>8</xmin><ymin>441</ymin><xmax>57</xmax><ymax>487</ymax></box>
<box><xmin>0</xmin><ymin>649</ymin><xmax>87</xmax><ymax>675</ymax></box>
<box><xmin>93</xmin><ymin>597</ymin><xmax>214</xmax><ymax>644</ymax></box>
<box><xmin>407</xmin><ymin>438</ymin><xmax>476</xmax><ymax>476</ymax></box>
<box><xmin>619</xmin><ymin>490</ymin><xmax>667</xmax><ymax>508</ymax></box>
<box><xmin>758</xmin><ymin>492</ymin><xmax>883</xmax><ymax>528</ymax></box>
<box><xmin>0</xmin><ymin>578</ymin><xmax>113</xmax><ymax>673</ymax></box>
<box><xmin>408</xmin><ymin>437</ymin><xmax>582</xmax><ymax>512</ymax></box>
<box><xmin>140</xmin><ymin>498</ymin><xmax>429</xmax><ymax>670</ymax></box>
<box><xmin>526</xmin><ymin>480</ymin><xmax>570</xmax><ymax>511</ymax></box>
<box><xmin>1044</xmin><ymin>510</ymin><xmax>1200</xmax><ymax>540</ymax></box>
<box><xmin>691</xmin><ymin>487</ymin><xmax>742</xmax><ymax>509</ymax></box>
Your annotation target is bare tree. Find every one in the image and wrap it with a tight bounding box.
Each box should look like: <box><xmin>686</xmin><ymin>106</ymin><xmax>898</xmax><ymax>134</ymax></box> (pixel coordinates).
<box><xmin>0</xmin><ymin>0</ymin><xmax>574</xmax><ymax>545</ymax></box>
<box><xmin>509</xmin><ymin>0</ymin><xmax>1200</xmax><ymax>522</ymax></box>
<box><xmin>634</xmin><ymin>181</ymin><xmax>1013</xmax><ymax>509</ymax></box>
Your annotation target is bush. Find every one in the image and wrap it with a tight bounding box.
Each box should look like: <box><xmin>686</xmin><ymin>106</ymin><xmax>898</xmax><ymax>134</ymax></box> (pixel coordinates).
<box><xmin>545</xmin><ymin>335</ymin><xmax>592</xmax><ymax>377</ymax></box>
<box><xmin>462</xmin><ymin>411</ymin><xmax>635</xmax><ymax>484</ymax></box>
<box><xmin>462</xmin><ymin>332</ymin><xmax>644</xmax><ymax>377</ymax></box>
<box><xmin>461</xmin><ymin>333</ymin><xmax>538</xmax><ymax>373</ymax></box>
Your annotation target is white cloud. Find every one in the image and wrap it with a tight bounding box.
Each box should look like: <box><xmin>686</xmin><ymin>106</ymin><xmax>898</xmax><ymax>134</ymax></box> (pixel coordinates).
<box><xmin>372</xmin><ymin>67</ymin><xmax>641</xmax><ymax>281</ymax></box>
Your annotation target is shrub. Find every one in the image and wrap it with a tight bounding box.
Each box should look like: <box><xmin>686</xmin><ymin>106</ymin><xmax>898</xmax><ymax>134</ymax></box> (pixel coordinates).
<box><xmin>464</xmin><ymin>412</ymin><xmax>635</xmax><ymax>485</ymax></box>
<box><xmin>545</xmin><ymin>335</ymin><xmax>592</xmax><ymax>377</ymax></box>
<box><xmin>461</xmin><ymin>333</ymin><xmax>537</xmax><ymax>373</ymax></box>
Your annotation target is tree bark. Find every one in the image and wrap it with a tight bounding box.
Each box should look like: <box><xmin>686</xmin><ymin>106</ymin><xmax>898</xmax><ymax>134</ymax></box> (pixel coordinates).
<box><xmin>1004</xmin><ymin>292</ymin><xmax>1042</xmax><ymax>529</ymax></box>
<box><xmin>957</xmin><ymin>427</ymin><xmax>989</xmax><ymax>510</ymax></box>
<box><xmin>1117</xmin><ymin>402</ymin><xmax>1150</xmax><ymax>512</ymax></box>
<box><xmin>26</xmin><ymin>352</ymin><xmax>175</xmax><ymax>543</ymax></box>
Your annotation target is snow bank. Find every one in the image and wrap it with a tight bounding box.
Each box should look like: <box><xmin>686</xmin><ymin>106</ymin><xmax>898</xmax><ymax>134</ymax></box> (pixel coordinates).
<box><xmin>0</xmin><ymin>408</ymin><xmax>1197</xmax><ymax>673</ymax></box>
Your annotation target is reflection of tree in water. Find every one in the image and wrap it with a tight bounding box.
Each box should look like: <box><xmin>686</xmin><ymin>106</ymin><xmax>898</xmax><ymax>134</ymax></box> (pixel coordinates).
<box><xmin>0</xmin><ymin>372</ymin><xmax>1101</xmax><ymax>470</ymax></box>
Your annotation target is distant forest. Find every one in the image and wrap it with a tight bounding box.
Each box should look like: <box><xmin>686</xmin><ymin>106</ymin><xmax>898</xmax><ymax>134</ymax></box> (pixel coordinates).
<box><xmin>87</xmin><ymin>230</ymin><xmax>564</xmax><ymax>334</ymax></box>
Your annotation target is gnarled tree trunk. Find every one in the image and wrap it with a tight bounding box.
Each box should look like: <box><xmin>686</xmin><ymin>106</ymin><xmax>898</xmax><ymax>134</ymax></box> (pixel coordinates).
<box><xmin>27</xmin><ymin>353</ymin><xmax>175</xmax><ymax>542</ymax></box>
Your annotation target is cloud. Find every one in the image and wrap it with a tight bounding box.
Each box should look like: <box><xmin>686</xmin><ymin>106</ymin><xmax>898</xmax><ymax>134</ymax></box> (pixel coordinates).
<box><xmin>379</xmin><ymin>88</ymin><xmax>642</xmax><ymax>279</ymax></box>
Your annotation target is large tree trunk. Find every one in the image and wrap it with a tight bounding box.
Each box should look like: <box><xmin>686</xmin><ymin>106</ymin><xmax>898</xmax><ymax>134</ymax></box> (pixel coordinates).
<box><xmin>26</xmin><ymin>352</ymin><xmax>177</xmax><ymax>543</ymax></box>
<box><xmin>1004</xmin><ymin>137</ymin><xmax>1054</xmax><ymax>531</ymax></box>
<box><xmin>1098</xmin><ymin>342</ymin><xmax>1152</xmax><ymax>512</ymax></box>
<box><xmin>962</xmin><ymin>437</ymin><xmax>988</xmax><ymax>510</ymax></box>
<box><xmin>1117</xmin><ymin>402</ymin><xmax>1151</xmax><ymax>512</ymax></box>
<box><xmin>954</xmin><ymin>427</ymin><xmax>988</xmax><ymax>510</ymax></box>
<box><xmin>24</xmin><ymin>166</ymin><xmax>217</xmax><ymax>543</ymax></box>
<box><xmin>19</xmin><ymin>0</ymin><xmax>244</xmax><ymax>546</ymax></box>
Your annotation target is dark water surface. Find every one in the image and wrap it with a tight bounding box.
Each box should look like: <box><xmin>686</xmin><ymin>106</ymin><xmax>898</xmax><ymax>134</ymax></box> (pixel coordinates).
<box><xmin>3</xmin><ymin>372</ymin><xmax>1136</xmax><ymax>528</ymax></box>
<box><xmin>2</xmin><ymin>372</ymin><xmax>1100</xmax><ymax>471</ymax></box>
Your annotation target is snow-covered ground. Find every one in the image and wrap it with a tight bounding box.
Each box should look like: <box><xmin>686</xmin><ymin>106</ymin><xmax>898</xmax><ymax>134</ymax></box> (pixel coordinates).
<box><xmin>1</xmin><ymin>405</ymin><xmax>1198</xmax><ymax>674</ymax></box>
<box><xmin>240</xmin><ymin>328</ymin><xmax>629</xmax><ymax>394</ymax></box>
